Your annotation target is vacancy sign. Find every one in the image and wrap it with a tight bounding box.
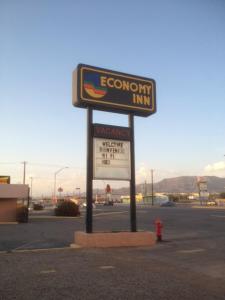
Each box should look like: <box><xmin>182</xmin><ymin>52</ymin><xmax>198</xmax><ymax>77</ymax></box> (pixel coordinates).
<box><xmin>93</xmin><ymin>138</ymin><xmax>131</xmax><ymax>180</ymax></box>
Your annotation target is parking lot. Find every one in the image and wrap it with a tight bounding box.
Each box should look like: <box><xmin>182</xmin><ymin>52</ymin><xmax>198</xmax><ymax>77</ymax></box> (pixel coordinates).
<box><xmin>0</xmin><ymin>204</ymin><xmax>225</xmax><ymax>299</ymax></box>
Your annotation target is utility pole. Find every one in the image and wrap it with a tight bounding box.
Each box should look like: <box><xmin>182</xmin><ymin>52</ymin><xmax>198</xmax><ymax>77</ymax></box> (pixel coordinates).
<box><xmin>144</xmin><ymin>180</ymin><xmax>147</xmax><ymax>196</ymax></box>
<box><xmin>29</xmin><ymin>177</ymin><xmax>33</xmax><ymax>199</ymax></box>
<box><xmin>22</xmin><ymin>161</ymin><xmax>27</xmax><ymax>184</ymax></box>
<box><xmin>151</xmin><ymin>169</ymin><xmax>154</xmax><ymax>206</ymax></box>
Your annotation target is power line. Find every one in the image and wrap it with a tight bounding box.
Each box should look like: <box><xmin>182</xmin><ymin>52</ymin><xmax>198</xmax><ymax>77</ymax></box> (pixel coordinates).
<box><xmin>0</xmin><ymin>161</ymin><xmax>85</xmax><ymax>169</ymax></box>
<box><xmin>0</xmin><ymin>162</ymin><xmax>19</xmax><ymax>165</ymax></box>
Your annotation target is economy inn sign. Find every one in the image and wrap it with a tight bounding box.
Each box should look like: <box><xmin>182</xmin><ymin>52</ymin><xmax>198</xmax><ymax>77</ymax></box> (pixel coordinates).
<box><xmin>72</xmin><ymin>63</ymin><xmax>157</xmax><ymax>233</ymax></box>
<box><xmin>73</xmin><ymin>64</ymin><xmax>156</xmax><ymax>117</ymax></box>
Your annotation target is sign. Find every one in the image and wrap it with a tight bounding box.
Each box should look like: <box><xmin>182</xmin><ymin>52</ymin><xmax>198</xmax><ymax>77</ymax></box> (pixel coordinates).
<box><xmin>93</xmin><ymin>138</ymin><xmax>131</xmax><ymax>180</ymax></box>
<box><xmin>197</xmin><ymin>177</ymin><xmax>209</xmax><ymax>202</ymax></box>
<box><xmin>73</xmin><ymin>64</ymin><xmax>156</xmax><ymax>117</ymax></box>
<box><xmin>93</xmin><ymin>124</ymin><xmax>131</xmax><ymax>141</ymax></box>
<box><xmin>197</xmin><ymin>177</ymin><xmax>208</xmax><ymax>192</ymax></box>
<box><xmin>105</xmin><ymin>184</ymin><xmax>112</xmax><ymax>193</ymax></box>
<box><xmin>199</xmin><ymin>182</ymin><xmax>207</xmax><ymax>192</ymax></box>
<box><xmin>0</xmin><ymin>176</ymin><xmax>10</xmax><ymax>184</ymax></box>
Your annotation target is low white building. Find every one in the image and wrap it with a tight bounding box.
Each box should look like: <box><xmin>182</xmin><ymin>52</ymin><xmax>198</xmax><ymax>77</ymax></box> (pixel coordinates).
<box><xmin>0</xmin><ymin>184</ymin><xmax>29</xmax><ymax>222</ymax></box>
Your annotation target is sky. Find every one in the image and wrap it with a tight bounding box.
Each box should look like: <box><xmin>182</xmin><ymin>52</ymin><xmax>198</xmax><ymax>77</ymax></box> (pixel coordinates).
<box><xmin>1</xmin><ymin>0</ymin><xmax>225</xmax><ymax>197</ymax></box>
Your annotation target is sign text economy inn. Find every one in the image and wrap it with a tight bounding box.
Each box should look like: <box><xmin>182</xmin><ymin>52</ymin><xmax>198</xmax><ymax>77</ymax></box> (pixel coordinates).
<box><xmin>72</xmin><ymin>64</ymin><xmax>156</xmax><ymax>117</ymax></box>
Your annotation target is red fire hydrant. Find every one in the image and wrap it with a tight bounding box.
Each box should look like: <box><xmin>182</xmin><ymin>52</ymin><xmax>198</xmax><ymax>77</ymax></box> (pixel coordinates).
<box><xmin>155</xmin><ymin>218</ymin><xmax>163</xmax><ymax>242</ymax></box>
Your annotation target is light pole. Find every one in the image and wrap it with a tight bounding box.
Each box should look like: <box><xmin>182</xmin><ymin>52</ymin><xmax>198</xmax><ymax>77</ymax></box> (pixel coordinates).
<box><xmin>151</xmin><ymin>169</ymin><xmax>154</xmax><ymax>206</ymax></box>
<box><xmin>53</xmin><ymin>167</ymin><xmax>68</xmax><ymax>200</ymax></box>
<box><xmin>76</xmin><ymin>187</ymin><xmax>81</xmax><ymax>203</ymax></box>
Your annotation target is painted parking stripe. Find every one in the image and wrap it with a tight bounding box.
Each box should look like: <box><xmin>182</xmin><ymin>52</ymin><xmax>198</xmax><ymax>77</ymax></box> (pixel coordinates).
<box><xmin>0</xmin><ymin>222</ymin><xmax>18</xmax><ymax>225</ymax></box>
<box><xmin>93</xmin><ymin>211</ymin><xmax>128</xmax><ymax>217</ymax></box>
<box><xmin>40</xmin><ymin>269</ymin><xmax>56</xmax><ymax>274</ymax></box>
<box><xmin>29</xmin><ymin>216</ymin><xmax>82</xmax><ymax>219</ymax></box>
<box><xmin>99</xmin><ymin>266</ymin><xmax>115</xmax><ymax>270</ymax></box>
<box><xmin>177</xmin><ymin>249</ymin><xmax>205</xmax><ymax>254</ymax></box>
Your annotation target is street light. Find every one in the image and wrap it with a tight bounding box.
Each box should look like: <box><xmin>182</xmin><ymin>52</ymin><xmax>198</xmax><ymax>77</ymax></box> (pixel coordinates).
<box><xmin>53</xmin><ymin>167</ymin><xmax>68</xmax><ymax>200</ymax></box>
<box><xmin>76</xmin><ymin>187</ymin><xmax>81</xmax><ymax>203</ymax></box>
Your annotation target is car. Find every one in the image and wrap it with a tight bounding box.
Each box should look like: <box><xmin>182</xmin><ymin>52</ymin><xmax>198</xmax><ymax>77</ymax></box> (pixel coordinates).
<box><xmin>80</xmin><ymin>202</ymin><xmax>96</xmax><ymax>208</ymax></box>
<box><xmin>160</xmin><ymin>201</ymin><xmax>176</xmax><ymax>207</ymax></box>
<box><xmin>206</xmin><ymin>201</ymin><xmax>217</xmax><ymax>206</ymax></box>
<box><xmin>103</xmin><ymin>200</ymin><xmax>114</xmax><ymax>206</ymax></box>
<box><xmin>33</xmin><ymin>203</ymin><xmax>44</xmax><ymax>210</ymax></box>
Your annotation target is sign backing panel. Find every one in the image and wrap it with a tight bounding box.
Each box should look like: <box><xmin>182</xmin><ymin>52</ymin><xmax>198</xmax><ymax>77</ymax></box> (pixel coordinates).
<box><xmin>93</xmin><ymin>138</ymin><xmax>131</xmax><ymax>180</ymax></box>
<box><xmin>73</xmin><ymin>64</ymin><xmax>156</xmax><ymax>117</ymax></box>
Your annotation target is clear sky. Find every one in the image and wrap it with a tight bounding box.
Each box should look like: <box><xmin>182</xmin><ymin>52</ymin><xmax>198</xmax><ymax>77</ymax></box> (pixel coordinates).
<box><xmin>1</xmin><ymin>0</ymin><xmax>225</xmax><ymax>196</ymax></box>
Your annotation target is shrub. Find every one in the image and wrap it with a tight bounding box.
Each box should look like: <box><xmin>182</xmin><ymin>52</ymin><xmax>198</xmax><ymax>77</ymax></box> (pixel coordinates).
<box><xmin>168</xmin><ymin>194</ymin><xmax>180</xmax><ymax>202</ymax></box>
<box><xmin>33</xmin><ymin>203</ymin><xmax>44</xmax><ymax>210</ymax></box>
<box><xmin>219</xmin><ymin>192</ymin><xmax>225</xmax><ymax>199</ymax></box>
<box><xmin>55</xmin><ymin>201</ymin><xmax>80</xmax><ymax>217</ymax></box>
<box><xmin>16</xmin><ymin>206</ymin><xmax>28</xmax><ymax>223</ymax></box>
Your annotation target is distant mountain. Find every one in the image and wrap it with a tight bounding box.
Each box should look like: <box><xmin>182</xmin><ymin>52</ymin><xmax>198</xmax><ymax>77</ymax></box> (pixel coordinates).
<box><xmin>113</xmin><ymin>176</ymin><xmax>225</xmax><ymax>194</ymax></box>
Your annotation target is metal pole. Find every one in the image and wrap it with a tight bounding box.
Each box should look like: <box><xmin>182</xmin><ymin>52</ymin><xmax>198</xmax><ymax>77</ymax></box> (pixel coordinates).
<box><xmin>54</xmin><ymin>173</ymin><xmax>57</xmax><ymax>200</ymax></box>
<box><xmin>22</xmin><ymin>161</ymin><xmax>27</xmax><ymax>184</ymax></box>
<box><xmin>144</xmin><ymin>180</ymin><xmax>147</xmax><ymax>196</ymax></box>
<box><xmin>54</xmin><ymin>167</ymin><xmax>68</xmax><ymax>203</ymax></box>
<box><xmin>129</xmin><ymin>114</ymin><xmax>136</xmax><ymax>232</ymax></box>
<box><xmin>30</xmin><ymin>177</ymin><xmax>33</xmax><ymax>199</ymax></box>
<box><xmin>76</xmin><ymin>187</ymin><xmax>81</xmax><ymax>203</ymax></box>
<box><xmin>151</xmin><ymin>169</ymin><xmax>154</xmax><ymax>206</ymax></box>
<box><xmin>86</xmin><ymin>107</ymin><xmax>93</xmax><ymax>233</ymax></box>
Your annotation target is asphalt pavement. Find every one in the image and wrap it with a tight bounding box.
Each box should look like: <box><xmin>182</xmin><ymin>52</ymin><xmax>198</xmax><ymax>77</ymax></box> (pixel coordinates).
<box><xmin>0</xmin><ymin>204</ymin><xmax>225</xmax><ymax>299</ymax></box>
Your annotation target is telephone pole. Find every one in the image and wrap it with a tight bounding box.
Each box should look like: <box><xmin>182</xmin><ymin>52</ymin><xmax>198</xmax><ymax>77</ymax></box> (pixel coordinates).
<box><xmin>151</xmin><ymin>169</ymin><xmax>154</xmax><ymax>206</ymax></box>
<box><xmin>144</xmin><ymin>180</ymin><xmax>147</xmax><ymax>196</ymax></box>
<box><xmin>22</xmin><ymin>161</ymin><xmax>27</xmax><ymax>184</ymax></box>
<box><xmin>29</xmin><ymin>177</ymin><xmax>33</xmax><ymax>199</ymax></box>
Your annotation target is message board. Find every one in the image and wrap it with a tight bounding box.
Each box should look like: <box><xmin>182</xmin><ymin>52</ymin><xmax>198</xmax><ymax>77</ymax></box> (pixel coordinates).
<box><xmin>73</xmin><ymin>64</ymin><xmax>156</xmax><ymax>117</ymax></box>
<box><xmin>93</xmin><ymin>138</ymin><xmax>131</xmax><ymax>180</ymax></box>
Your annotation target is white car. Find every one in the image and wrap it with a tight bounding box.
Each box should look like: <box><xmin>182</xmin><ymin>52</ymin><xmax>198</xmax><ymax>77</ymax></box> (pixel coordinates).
<box><xmin>206</xmin><ymin>201</ymin><xmax>217</xmax><ymax>206</ymax></box>
<box><xmin>80</xmin><ymin>202</ymin><xmax>96</xmax><ymax>208</ymax></box>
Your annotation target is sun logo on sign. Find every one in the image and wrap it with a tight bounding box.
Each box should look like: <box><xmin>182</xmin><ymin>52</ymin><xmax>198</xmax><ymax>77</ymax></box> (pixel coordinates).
<box><xmin>84</xmin><ymin>73</ymin><xmax>107</xmax><ymax>99</ymax></box>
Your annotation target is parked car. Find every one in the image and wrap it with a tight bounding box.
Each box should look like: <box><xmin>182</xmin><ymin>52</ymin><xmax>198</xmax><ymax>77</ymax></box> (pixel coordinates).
<box><xmin>80</xmin><ymin>202</ymin><xmax>96</xmax><ymax>208</ymax></box>
<box><xmin>160</xmin><ymin>201</ymin><xmax>176</xmax><ymax>207</ymax></box>
<box><xmin>206</xmin><ymin>201</ymin><xmax>217</xmax><ymax>206</ymax></box>
<box><xmin>103</xmin><ymin>200</ymin><xmax>114</xmax><ymax>206</ymax></box>
<box><xmin>33</xmin><ymin>203</ymin><xmax>44</xmax><ymax>210</ymax></box>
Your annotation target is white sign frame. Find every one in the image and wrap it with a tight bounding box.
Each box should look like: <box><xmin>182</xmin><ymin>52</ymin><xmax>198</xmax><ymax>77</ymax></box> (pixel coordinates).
<box><xmin>93</xmin><ymin>138</ymin><xmax>131</xmax><ymax>180</ymax></box>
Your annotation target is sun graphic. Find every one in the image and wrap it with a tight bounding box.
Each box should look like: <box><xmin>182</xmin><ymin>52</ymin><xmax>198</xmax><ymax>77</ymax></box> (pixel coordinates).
<box><xmin>83</xmin><ymin>73</ymin><xmax>107</xmax><ymax>99</ymax></box>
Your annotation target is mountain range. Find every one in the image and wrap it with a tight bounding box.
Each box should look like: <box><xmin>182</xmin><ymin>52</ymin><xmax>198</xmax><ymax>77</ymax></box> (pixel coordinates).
<box><xmin>113</xmin><ymin>176</ymin><xmax>225</xmax><ymax>194</ymax></box>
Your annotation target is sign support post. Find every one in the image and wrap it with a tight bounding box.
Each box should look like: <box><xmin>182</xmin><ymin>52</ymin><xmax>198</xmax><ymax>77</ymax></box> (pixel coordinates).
<box><xmin>86</xmin><ymin>107</ymin><xmax>93</xmax><ymax>233</ymax></box>
<box><xmin>129</xmin><ymin>114</ymin><xmax>136</xmax><ymax>232</ymax></box>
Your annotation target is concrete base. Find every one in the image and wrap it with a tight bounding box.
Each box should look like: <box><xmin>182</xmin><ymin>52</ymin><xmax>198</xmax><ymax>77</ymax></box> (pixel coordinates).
<box><xmin>71</xmin><ymin>231</ymin><xmax>156</xmax><ymax>248</ymax></box>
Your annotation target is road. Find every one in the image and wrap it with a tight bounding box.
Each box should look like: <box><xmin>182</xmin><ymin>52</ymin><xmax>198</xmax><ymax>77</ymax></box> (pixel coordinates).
<box><xmin>0</xmin><ymin>204</ymin><xmax>225</xmax><ymax>299</ymax></box>
<box><xmin>0</xmin><ymin>204</ymin><xmax>224</xmax><ymax>251</ymax></box>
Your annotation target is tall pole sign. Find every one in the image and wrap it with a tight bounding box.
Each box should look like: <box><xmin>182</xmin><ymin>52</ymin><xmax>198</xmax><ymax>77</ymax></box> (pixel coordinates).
<box><xmin>73</xmin><ymin>64</ymin><xmax>156</xmax><ymax>233</ymax></box>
